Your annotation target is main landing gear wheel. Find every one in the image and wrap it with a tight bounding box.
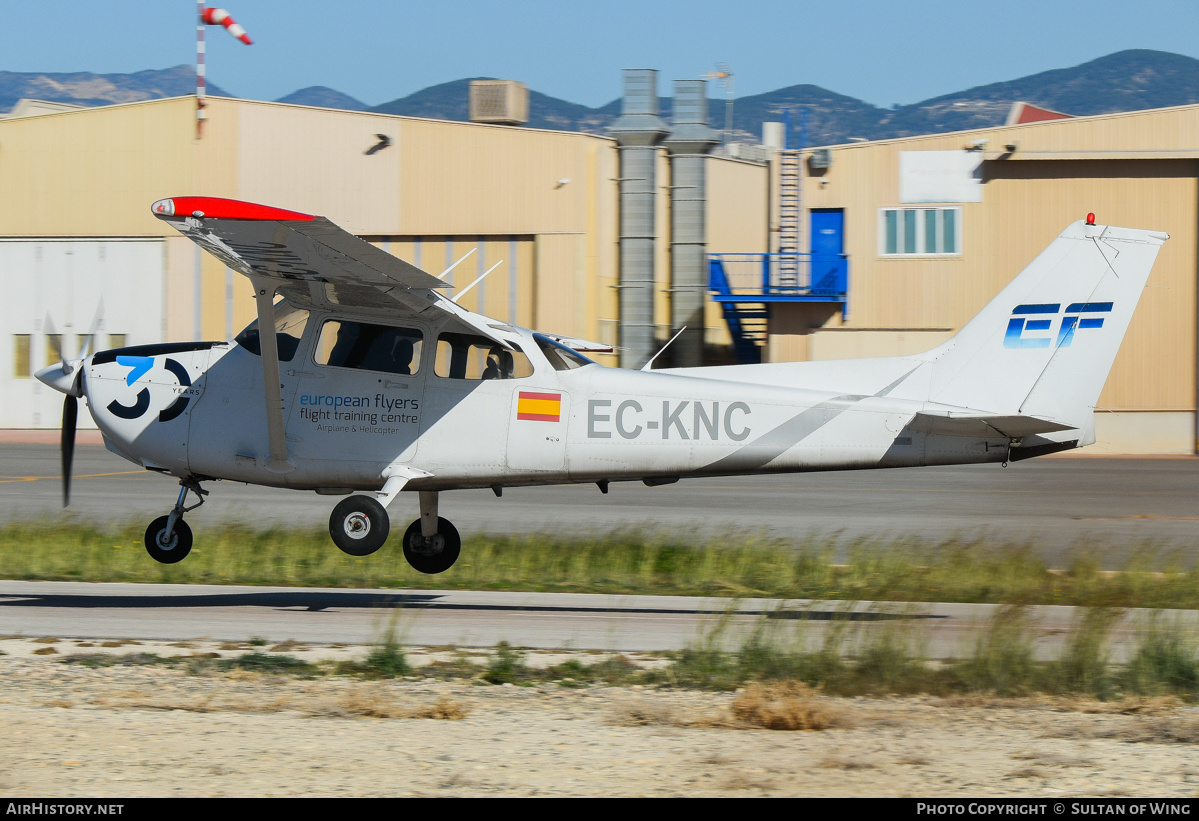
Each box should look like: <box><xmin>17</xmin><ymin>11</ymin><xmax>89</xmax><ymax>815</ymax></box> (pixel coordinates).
<box><xmin>144</xmin><ymin>516</ymin><xmax>193</xmax><ymax>564</ymax></box>
<box><xmin>329</xmin><ymin>495</ymin><xmax>390</xmax><ymax>556</ymax></box>
<box><xmin>402</xmin><ymin>517</ymin><xmax>461</xmax><ymax>574</ymax></box>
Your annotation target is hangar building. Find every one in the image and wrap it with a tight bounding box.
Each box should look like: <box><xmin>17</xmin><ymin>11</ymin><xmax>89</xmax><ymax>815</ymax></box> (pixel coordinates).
<box><xmin>1</xmin><ymin>76</ymin><xmax>1197</xmax><ymax>455</ymax></box>
<box><xmin>753</xmin><ymin>104</ymin><xmax>1199</xmax><ymax>453</ymax></box>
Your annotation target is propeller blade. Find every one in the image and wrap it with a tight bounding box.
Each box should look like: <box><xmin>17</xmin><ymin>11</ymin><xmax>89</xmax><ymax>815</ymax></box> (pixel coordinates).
<box><xmin>79</xmin><ymin>299</ymin><xmax>105</xmax><ymax>360</ymax></box>
<box><xmin>61</xmin><ymin>394</ymin><xmax>77</xmax><ymax>507</ymax></box>
<box><xmin>44</xmin><ymin>314</ymin><xmax>64</xmax><ymax>365</ymax></box>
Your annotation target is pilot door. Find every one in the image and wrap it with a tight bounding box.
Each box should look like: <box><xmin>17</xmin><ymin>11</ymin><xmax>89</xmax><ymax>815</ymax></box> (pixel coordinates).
<box><xmin>286</xmin><ymin>317</ymin><xmax>425</xmax><ymax>483</ymax></box>
<box><xmin>185</xmin><ymin>304</ymin><xmax>306</xmax><ymax>482</ymax></box>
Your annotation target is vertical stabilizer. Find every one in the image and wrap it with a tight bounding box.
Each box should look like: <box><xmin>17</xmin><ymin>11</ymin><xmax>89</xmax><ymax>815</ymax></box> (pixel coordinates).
<box><xmin>924</xmin><ymin>220</ymin><xmax>1167</xmax><ymax>433</ymax></box>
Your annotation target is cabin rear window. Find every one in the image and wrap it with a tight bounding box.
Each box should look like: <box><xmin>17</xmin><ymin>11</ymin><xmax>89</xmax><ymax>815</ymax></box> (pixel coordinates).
<box><xmin>314</xmin><ymin>320</ymin><xmax>423</xmax><ymax>375</ymax></box>
<box><xmin>234</xmin><ymin>304</ymin><xmax>309</xmax><ymax>361</ymax></box>
<box><xmin>434</xmin><ymin>333</ymin><xmax>533</xmax><ymax>380</ymax></box>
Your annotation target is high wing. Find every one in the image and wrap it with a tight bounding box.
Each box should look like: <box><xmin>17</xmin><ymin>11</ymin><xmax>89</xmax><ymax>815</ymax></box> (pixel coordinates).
<box><xmin>151</xmin><ymin>195</ymin><xmax>520</xmax><ymax>476</ymax></box>
<box><xmin>150</xmin><ymin>196</ymin><xmax>514</xmax><ymax>345</ymax></box>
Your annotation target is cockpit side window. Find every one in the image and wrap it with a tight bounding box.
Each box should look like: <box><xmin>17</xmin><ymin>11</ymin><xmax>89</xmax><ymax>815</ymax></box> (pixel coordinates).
<box><xmin>314</xmin><ymin>320</ymin><xmax>424</xmax><ymax>376</ymax></box>
<box><xmin>234</xmin><ymin>303</ymin><xmax>309</xmax><ymax>361</ymax></box>
<box><xmin>533</xmin><ymin>333</ymin><xmax>596</xmax><ymax>371</ymax></box>
<box><xmin>434</xmin><ymin>333</ymin><xmax>533</xmax><ymax>380</ymax></box>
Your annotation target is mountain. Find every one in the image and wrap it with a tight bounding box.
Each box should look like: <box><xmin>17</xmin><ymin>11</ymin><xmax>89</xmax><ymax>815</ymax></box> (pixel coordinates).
<box><xmin>367</xmin><ymin>50</ymin><xmax>1199</xmax><ymax>145</ymax></box>
<box><xmin>0</xmin><ymin>65</ymin><xmax>229</xmax><ymax>113</ymax></box>
<box><xmin>6</xmin><ymin>51</ymin><xmax>1199</xmax><ymax>146</ymax></box>
<box><xmin>275</xmin><ymin>86</ymin><xmax>369</xmax><ymax>111</ymax></box>
<box><xmin>873</xmin><ymin>49</ymin><xmax>1199</xmax><ymax>139</ymax></box>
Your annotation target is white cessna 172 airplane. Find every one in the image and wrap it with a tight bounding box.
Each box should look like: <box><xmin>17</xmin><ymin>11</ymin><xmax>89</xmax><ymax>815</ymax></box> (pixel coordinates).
<box><xmin>35</xmin><ymin>197</ymin><xmax>1167</xmax><ymax>573</ymax></box>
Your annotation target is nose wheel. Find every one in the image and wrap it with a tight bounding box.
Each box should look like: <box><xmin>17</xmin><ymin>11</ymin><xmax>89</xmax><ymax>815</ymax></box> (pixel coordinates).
<box><xmin>145</xmin><ymin>516</ymin><xmax>193</xmax><ymax>563</ymax></box>
<box><xmin>144</xmin><ymin>480</ymin><xmax>206</xmax><ymax>564</ymax></box>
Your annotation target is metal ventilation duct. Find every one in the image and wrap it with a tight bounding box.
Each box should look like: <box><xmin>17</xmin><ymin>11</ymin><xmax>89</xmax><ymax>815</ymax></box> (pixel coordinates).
<box><xmin>609</xmin><ymin>70</ymin><xmax>670</xmax><ymax>369</ymax></box>
<box><xmin>663</xmin><ymin>79</ymin><xmax>719</xmax><ymax>367</ymax></box>
<box><xmin>469</xmin><ymin>80</ymin><xmax>529</xmax><ymax>125</ymax></box>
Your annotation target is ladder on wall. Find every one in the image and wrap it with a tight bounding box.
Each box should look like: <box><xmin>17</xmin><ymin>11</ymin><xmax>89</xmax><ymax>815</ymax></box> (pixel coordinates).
<box><xmin>777</xmin><ymin>149</ymin><xmax>802</xmax><ymax>288</ymax></box>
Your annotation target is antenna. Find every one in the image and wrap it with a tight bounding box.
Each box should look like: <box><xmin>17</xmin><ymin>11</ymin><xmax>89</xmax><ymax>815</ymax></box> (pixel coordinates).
<box><xmin>437</xmin><ymin>247</ymin><xmax>476</xmax><ymax>280</ymax></box>
<box><xmin>640</xmin><ymin>326</ymin><xmax>686</xmax><ymax>372</ymax></box>
<box><xmin>705</xmin><ymin>63</ymin><xmax>734</xmax><ymax>144</ymax></box>
<box><xmin>452</xmin><ymin>260</ymin><xmax>503</xmax><ymax>304</ymax></box>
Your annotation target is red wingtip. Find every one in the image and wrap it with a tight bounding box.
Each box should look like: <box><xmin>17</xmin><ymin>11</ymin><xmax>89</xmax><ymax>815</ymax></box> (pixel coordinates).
<box><xmin>151</xmin><ymin>197</ymin><xmax>315</xmax><ymax>221</ymax></box>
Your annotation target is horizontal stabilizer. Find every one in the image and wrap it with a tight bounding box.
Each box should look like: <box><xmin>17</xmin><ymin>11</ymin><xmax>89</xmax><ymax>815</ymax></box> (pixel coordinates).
<box><xmin>910</xmin><ymin>411</ymin><xmax>1076</xmax><ymax>439</ymax></box>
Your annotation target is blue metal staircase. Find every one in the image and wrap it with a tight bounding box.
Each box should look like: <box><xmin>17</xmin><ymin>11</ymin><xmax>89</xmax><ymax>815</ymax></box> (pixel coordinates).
<box><xmin>708</xmin><ymin>252</ymin><xmax>848</xmax><ymax>364</ymax></box>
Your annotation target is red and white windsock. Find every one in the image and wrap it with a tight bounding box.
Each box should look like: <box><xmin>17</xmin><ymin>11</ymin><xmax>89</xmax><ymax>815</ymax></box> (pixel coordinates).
<box><xmin>201</xmin><ymin>7</ymin><xmax>253</xmax><ymax>45</ymax></box>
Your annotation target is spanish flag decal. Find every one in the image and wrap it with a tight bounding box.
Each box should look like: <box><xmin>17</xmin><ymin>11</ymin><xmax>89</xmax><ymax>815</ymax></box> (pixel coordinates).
<box><xmin>517</xmin><ymin>391</ymin><xmax>561</xmax><ymax>422</ymax></box>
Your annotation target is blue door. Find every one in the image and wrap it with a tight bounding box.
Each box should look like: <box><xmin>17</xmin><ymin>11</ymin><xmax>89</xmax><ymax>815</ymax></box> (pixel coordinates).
<box><xmin>809</xmin><ymin>209</ymin><xmax>845</xmax><ymax>295</ymax></box>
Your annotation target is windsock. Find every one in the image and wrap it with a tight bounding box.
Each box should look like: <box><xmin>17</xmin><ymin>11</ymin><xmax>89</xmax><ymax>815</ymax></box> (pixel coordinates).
<box><xmin>201</xmin><ymin>7</ymin><xmax>253</xmax><ymax>45</ymax></box>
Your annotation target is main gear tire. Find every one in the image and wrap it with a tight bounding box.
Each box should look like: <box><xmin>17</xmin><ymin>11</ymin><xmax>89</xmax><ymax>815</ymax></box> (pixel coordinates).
<box><xmin>329</xmin><ymin>496</ymin><xmax>390</xmax><ymax>557</ymax></box>
<box><xmin>402</xmin><ymin>517</ymin><xmax>461</xmax><ymax>574</ymax></box>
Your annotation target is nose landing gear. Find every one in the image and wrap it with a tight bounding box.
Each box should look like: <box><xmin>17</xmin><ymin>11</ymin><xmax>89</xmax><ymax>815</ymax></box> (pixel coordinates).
<box><xmin>144</xmin><ymin>480</ymin><xmax>207</xmax><ymax>564</ymax></box>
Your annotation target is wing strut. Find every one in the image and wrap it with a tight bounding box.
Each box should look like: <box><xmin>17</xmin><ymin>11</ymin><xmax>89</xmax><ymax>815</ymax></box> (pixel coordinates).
<box><xmin>251</xmin><ymin>277</ymin><xmax>295</xmax><ymax>474</ymax></box>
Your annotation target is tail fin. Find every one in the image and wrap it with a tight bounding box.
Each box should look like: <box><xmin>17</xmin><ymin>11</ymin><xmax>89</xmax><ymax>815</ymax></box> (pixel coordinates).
<box><xmin>924</xmin><ymin>220</ymin><xmax>1167</xmax><ymax>437</ymax></box>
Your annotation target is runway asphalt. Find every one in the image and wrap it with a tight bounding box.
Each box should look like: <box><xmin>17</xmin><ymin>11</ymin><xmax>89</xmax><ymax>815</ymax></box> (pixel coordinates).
<box><xmin>3</xmin><ymin>442</ymin><xmax>1199</xmax><ymax>568</ymax></box>
<box><xmin>2</xmin><ymin>580</ymin><xmax>1192</xmax><ymax>656</ymax></box>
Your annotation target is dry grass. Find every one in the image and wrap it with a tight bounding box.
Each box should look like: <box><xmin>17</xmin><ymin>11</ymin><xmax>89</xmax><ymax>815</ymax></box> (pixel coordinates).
<box><xmin>613</xmin><ymin>698</ymin><xmax>736</xmax><ymax>729</ymax></box>
<box><xmin>408</xmin><ymin>696</ymin><xmax>471</xmax><ymax>720</ymax></box>
<box><xmin>324</xmin><ymin>688</ymin><xmax>470</xmax><ymax>720</ymax></box>
<box><xmin>1120</xmin><ymin>715</ymin><xmax>1199</xmax><ymax>744</ymax></box>
<box><xmin>731</xmin><ymin>681</ymin><xmax>845</xmax><ymax>731</ymax></box>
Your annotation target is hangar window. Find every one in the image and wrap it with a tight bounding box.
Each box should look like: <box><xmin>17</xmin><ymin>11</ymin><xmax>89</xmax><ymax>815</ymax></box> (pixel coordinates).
<box><xmin>12</xmin><ymin>335</ymin><xmax>30</xmax><ymax>378</ymax></box>
<box><xmin>880</xmin><ymin>207</ymin><xmax>960</xmax><ymax>256</ymax></box>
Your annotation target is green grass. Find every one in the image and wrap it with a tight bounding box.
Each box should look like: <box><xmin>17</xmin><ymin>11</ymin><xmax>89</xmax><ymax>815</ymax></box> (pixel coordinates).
<box><xmin>4</xmin><ymin>520</ymin><xmax>1199</xmax><ymax>609</ymax></box>
<box><xmin>15</xmin><ymin>519</ymin><xmax>1199</xmax><ymax>701</ymax></box>
<box><xmin>52</xmin><ymin>606</ymin><xmax>1199</xmax><ymax>702</ymax></box>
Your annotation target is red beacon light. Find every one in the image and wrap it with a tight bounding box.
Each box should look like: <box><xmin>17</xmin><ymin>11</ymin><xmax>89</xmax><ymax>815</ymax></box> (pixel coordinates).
<box><xmin>1086</xmin><ymin>213</ymin><xmax>1096</xmax><ymax>226</ymax></box>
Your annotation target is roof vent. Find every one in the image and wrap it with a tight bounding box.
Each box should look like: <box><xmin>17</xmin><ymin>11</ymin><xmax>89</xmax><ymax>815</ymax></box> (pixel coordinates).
<box><xmin>469</xmin><ymin>80</ymin><xmax>529</xmax><ymax>125</ymax></box>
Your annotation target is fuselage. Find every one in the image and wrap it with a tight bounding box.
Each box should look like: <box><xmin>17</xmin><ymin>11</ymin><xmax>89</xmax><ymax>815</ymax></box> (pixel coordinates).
<box><xmin>79</xmin><ymin>303</ymin><xmax>1011</xmax><ymax>494</ymax></box>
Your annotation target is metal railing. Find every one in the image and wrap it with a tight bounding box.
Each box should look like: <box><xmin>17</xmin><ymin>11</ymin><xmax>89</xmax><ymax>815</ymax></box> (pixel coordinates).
<box><xmin>709</xmin><ymin>253</ymin><xmax>848</xmax><ymax>300</ymax></box>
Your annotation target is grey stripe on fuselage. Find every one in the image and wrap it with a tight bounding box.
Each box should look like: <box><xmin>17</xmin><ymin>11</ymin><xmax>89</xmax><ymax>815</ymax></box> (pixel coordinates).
<box><xmin>700</xmin><ymin>366</ymin><xmax>920</xmax><ymax>474</ymax></box>
<box><xmin>703</xmin><ymin>394</ymin><xmax>866</xmax><ymax>473</ymax></box>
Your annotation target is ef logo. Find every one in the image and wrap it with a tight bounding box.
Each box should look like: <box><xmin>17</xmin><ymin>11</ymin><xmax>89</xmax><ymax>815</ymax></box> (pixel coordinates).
<box><xmin>1004</xmin><ymin>302</ymin><xmax>1112</xmax><ymax>349</ymax></box>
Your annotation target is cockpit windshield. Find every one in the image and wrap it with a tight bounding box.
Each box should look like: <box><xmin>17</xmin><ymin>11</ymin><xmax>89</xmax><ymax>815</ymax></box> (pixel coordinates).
<box><xmin>533</xmin><ymin>333</ymin><xmax>597</xmax><ymax>371</ymax></box>
<box><xmin>234</xmin><ymin>302</ymin><xmax>309</xmax><ymax>361</ymax></box>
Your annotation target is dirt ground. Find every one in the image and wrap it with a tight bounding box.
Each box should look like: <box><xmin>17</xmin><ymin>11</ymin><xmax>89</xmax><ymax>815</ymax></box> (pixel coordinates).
<box><xmin>0</xmin><ymin>637</ymin><xmax>1197</xmax><ymax>798</ymax></box>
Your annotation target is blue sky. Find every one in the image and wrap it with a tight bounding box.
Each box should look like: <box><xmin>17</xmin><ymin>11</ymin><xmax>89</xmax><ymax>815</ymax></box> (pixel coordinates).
<box><xmin>6</xmin><ymin>1</ymin><xmax>1199</xmax><ymax>108</ymax></box>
